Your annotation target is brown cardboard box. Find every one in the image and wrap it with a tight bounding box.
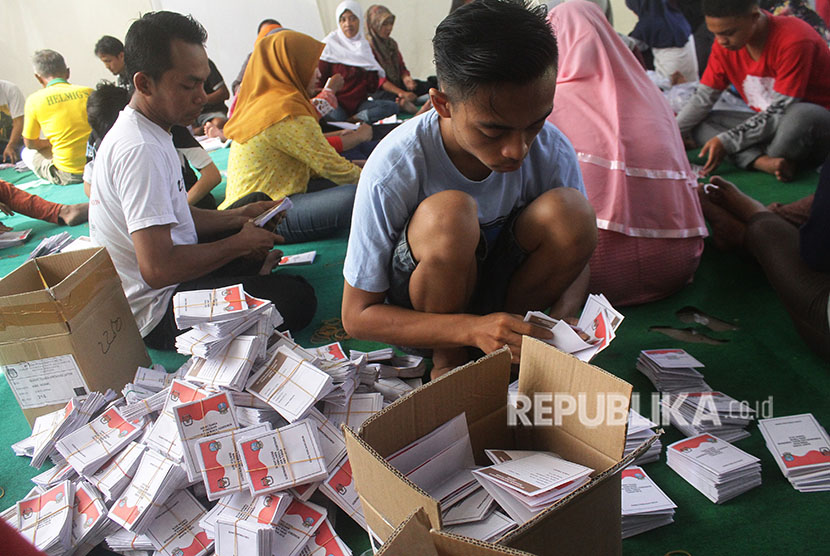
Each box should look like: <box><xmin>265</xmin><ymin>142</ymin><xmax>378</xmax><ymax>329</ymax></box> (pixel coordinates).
<box><xmin>0</xmin><ymin>247</ymin><xmax>150</xmax><ymax>425</ymax></box>
<box><xmin>344</xmin><ymin>338</ymin><xmax>639</xmax><ymax>556</ymax></box>
<box><xmin>377</xmin><ymin>508</ymin><xmax>534</xmax><ymax>556</ymax></box>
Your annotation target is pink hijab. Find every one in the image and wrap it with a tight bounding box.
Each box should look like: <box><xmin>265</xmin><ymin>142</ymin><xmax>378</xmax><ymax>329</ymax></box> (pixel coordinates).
<box><xmin>548</xmin><ymin>1</ymin><xmax>706</xmax><ymax>239</ymax></box>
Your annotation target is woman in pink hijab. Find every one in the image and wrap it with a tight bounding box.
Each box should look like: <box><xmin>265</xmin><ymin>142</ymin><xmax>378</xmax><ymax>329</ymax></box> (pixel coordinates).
<box><xmin>548</xmin><ymin>1</ymin><xmax>707</xmax><ymax>306</ymax></box>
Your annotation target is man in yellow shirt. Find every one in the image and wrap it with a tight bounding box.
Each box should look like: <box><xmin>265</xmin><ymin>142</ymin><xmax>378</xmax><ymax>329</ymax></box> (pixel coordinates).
<box><xmin>21</xmin><ymin>49</ymin><xmax>92</xmax><ymax>185</ymax></box>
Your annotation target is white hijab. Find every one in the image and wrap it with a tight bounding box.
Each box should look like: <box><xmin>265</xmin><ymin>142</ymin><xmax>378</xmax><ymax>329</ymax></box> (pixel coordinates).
<box><xmin>320</xmin><ymin>0</ymin><xmax>385</xmax><ymax>76</ymax></box>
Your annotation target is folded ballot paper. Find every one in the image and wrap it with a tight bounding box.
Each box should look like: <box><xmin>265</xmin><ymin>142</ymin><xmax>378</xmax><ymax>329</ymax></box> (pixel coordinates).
<box><xmin>661</xmin><ymin>391</ymin><xmax>755</xmax><ymax>443</ymax></box>
<box><xmin>84</xmin><ymin>441</ymin><xmax>146</xmax><ymax>502</ymax></box>
<box><xmin>758</xmin><ymin>413</ymin><xmax>830</xmax><ymax>492</ymax></box>
<box><xmin>666</xmin><ymin>433</ymin><xmax>761</xmax><ymax>503</ymax></box>
<box><xmin>199</xmin><ymin>491</ymin><xmax>291</xmax><ymax>538</ymax></box>
<box><xmin>621</xmin><ymin>466</ymin><xmax>676</xmax><ymax>538</ymax></box>
<box><xmin>173</xmin><ymin>391</ymin><xmax>240</xmax><ymax>482</ymax></box>
<box><xmin>70</xmin><ymin>481</ymin><xmax>114</xmax><ymax>556</ymax></box>
<box><xmin>17</xmin><ymin>481</ymin><xmax>74</xmax><ymax>555</ymax></box>
<box><xmin>279</xmin><ymin>250</ymin><xmax>317</xmax><ymax>266</ymax></box>
<box><xmin>28</xmin><ymin>393</ymin><xmax>111</xmax><ymax>469</ymax></box>
<box><xmin>31</xmin><ymin>462</ymin><xmax>76</xmax><ymax>490</ymax></box>
<box><xmin>626</xmin><ymin>410</ymin><xmax>663</xmax><ymax>465</ymax></box>
<box><xmin>524</xmin><ymin>293</ymin><xmax>623</xmax><ymax>361</ymax></box>
<box><xmin>637</xmin><ymin>349</ymin><xmax>711</xmax><ymax>393</ymax></box>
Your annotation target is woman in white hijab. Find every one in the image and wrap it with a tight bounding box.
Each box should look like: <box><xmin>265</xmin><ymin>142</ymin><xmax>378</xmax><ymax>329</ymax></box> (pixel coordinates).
<box><xmin>318</xmin><ymin>0</ymin><xmax>400</xmax><ymax>122</ymax></box>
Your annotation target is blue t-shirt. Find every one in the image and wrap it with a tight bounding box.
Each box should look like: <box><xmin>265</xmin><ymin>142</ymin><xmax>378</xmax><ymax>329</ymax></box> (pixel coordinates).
<box><xmin>343</xmin><ymin>109</ymin><xmax>585</xmax><ymax>293</ymax></box>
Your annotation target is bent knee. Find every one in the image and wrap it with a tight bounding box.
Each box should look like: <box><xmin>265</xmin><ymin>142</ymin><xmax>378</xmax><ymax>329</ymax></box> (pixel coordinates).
<box><xmin>521</xmin><ymin>188</ymin><xmax>598</xmax><ymax>253</ymax></box>
<box><xmin>409</xmin><ymin>191</ymin><xmax>480</xmax><ymax>255</ymax></box>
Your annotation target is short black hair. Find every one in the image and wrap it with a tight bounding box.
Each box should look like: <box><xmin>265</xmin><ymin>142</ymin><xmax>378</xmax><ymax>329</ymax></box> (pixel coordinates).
<box><xmin>702</xmin><ymin>0</ymin><xmax>758</xmax><ymax>17</ymax></box>
<box><xmin>258</xmin><ymin>18</ymin><xmax>280</xmax><ymax>32</ymax></box>
<box><xmin>433</xmin><ymin>0</ymin><xmax>558</xmax><ymax>100</ymax></box>
<box><xmin>124</xmin><ymin>11</ymin><xmax>207</xmax><ymax>82</ymax></box>
<box><xmin>87</xmin><ymin>81</ymin><xmax>130</xmax><ymax>147</ymax></box>
<box><xmin>94</xmin><ymin>35</ymin><xmax>124</xmax><ymax>57</ymax></box>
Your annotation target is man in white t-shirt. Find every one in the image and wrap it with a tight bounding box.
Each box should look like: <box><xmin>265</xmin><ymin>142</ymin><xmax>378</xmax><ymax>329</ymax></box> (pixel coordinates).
<box><xmin>342</xmin><ymin>0</ymin><xmax>597</xmax><ymax>377</ymax></box>
<box><xmin>89</xmin><ymin>11</ymin><xmax>316</xmax><ymax>350</ymax></box>
<box><xmin>0</xmin><ymin>79</ymin><xmax>25</xmax><ymax>163</ymax></box>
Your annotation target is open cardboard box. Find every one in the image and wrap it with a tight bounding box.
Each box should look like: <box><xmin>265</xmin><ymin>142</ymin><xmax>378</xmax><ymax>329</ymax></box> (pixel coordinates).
<box><xmin>376</xmin><ymin>508</ymin><xmax>534</xmax><ymax>556</ymax></box>
<box><xmin>0</xmin><ymin>247</ymin><xmax>150</xmax><ymax>424</ymax></box>
<box><xmin>344</xmin><ymin>338</ymin><xmax>643</xmax><ymax>556</ymax></box>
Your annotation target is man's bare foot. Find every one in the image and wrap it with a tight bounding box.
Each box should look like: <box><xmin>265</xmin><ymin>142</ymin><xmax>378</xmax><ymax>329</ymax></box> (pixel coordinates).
<box><xmin>258</xmin><ymin>249</ymin><xmax>284</xmax><ymax>275</ymax></box>
<box><xmin>705</xmin><ymin>176</ymin><xmax>769</xmax><ymax>222</ymax></box>
<box><xmin>57</xmin><ymin>203</ymin><xmax>88</xmax><ymax>226</ymax></box>
<box><xmin>204</xmin><ymin>121</ymin><xmax>227</xmax><ymax>141</ymax></box>
<box><xmin>752</xmin><ymin>155</ymin><xmax>795</xmax><ymax>182</ymax></box>
<box><xmin>698</xmin><ymin>186</ymin><xmax>746</xmax><ymax>250</ymax></box>
<box><xmin>399</xmin><ymin>99</ymin><xmax>418</xmax><ymax>114</ymax></box>
<box><xmin>670</xmin><ymin>70</ymin><xmax>687</xmax><ymax>85</ymax></box>
<box><xmin>430</xmin><ymin>347</ymin><xmax>471</xmax><ymax>380</ymax></box>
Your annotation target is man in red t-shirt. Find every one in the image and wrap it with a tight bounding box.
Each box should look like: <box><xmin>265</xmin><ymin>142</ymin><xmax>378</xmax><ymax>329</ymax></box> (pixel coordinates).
<box><xmin>677</xmin><ymin>0</ymin><xmax>830</xmax><ymax>181</ymax></box>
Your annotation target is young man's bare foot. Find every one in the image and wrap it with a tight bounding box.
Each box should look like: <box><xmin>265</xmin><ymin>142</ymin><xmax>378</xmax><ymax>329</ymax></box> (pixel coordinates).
<box><xmin>698</xmin><ymin>186</ymin><xmax>746</xmax><ymax>250</ymax></box>
<box><xmin>57</xmin><ymin>203</ymin><xmax>88</xmax><ymax>226</ymax></box>
<box><xmin>752</xmin><ymin>155</ymin><xmax>795</xmax><ymax>182</ymax></box>
<box><xmin>430</xmin><ymin>347</ymin><xmax>471</xmax><ymax>380</ymax></box>
<box><xmin>258</xmin><ymin>249</ymin><xmax>283</xmax><ymax>275</ymax></box>
<box><xmin>204</xmin><ymin>121</ymin><xmax>226</xmax><ymax>141</ymax></box>
<box><xmin>705</xmin><ymin>176</ymin><xmax>769</xmax><ymax>222</ymax></box>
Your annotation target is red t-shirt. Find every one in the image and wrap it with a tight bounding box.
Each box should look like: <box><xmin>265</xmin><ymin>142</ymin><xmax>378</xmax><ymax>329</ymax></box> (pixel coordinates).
<box><xmin>701</xmin><ymin>13</ymin><xmax>830</xmax><ymax>111</ymax></box>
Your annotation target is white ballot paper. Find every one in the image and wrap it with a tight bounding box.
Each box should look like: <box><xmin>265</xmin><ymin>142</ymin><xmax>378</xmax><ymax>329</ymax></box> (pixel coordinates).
<box><xmin>246</xmin><ymin>346</ymin><xmax>334</xmax><ymax>423</ymax></box>
<box><xmin>254</xmin><ymin>196</ymin><xmax>293</xmax><ymax>227</ymax></box>
<box><xmin>144</xmin><ymin>379</ymin><xmax>209</xmax><ymax>461</ymax></box>
<box><xmin>272</xmin><ymin>499</ymin><xmax>328</xmax><ymax>556</ymax></box>
<box><xmin>298</xmin><ymin>517</ymin><xmax>352</xmax><ymax>556</ymax></box>
<box><xmin>17</xmin><ymin>481</ymin><xmax>74</xmax><ymax>554</ymax></box>
<box><xmin>109</xmin><ymin>449</ymin><xmax>187</xmax><ymax>532</ymax></box>
<box><xmin>173</xmin><ymin>391</ymin><xmax>239</xmax><ymax>482</ymax></box>
<box><xmin>319</xmin><ymin>456</ymin><xmax>367</xmax><ymax>530</ymax></box>
<box><xmin>185</xmin><ymin>334</ymin><xmax>260</xmax><ymax>390</ymax></box>
<box><xmin>56</xmin><ymin>406</ymin><xmax>145</xmax><ymax>475</ymax></box>
<box><xmin>31</xmin><ymin>463</ymin><xmax>76</xmax><ymax>490</ymax></box>
<box><xmin>621</xmin><ymin>466</ymin><xmax>676</xmax><ymax>538</ymax></box>
<box><xmin>758</xmin><ymin>413</ymin><xmax>830</xmax><ymax>492</ymax></box>
<box><xmin>237</xmin><ymin>419</ymin><xmax>328</xmax><ymax>495</ymax></box>
<box><xmin>323</xmin><ymin>392</ymin><xmax>384</xmax><ymax>430</ymax></box>
<box><xmin>174</xmin><ymin>284</ymin><xmax>250</xmax><ymax>329</ymax></box>
<box><xmin>70</xmin><ymin>481</ymin><xmax>111</xmax><ymax>553</ymax></box>
<box><xmin>279</xmin><ymin>251</ymin><xmax>317</xmax><ymax>266</ymax></box>
<box><xmin>444</xmin><ymin>510</ymin><xmax>517</xmax><ymax>543</ymax></box>
<box><xmin>304</xmin><ymin>407</ymin><xmax>348</xmax><ymax>473</ymax></box>
<box><xmin>199</xmin><ymin>491</ymin><xmax>292</xmax><ymax>538</ymax></box>
<box><xmin>196</xmin><ymin>423</ymin><xmax>272</xmax><ymax>501</ymax></box>
<box><xmin>85</xmin><ymin>441</ymin><xmax>146</xmax><ymax>502</ymax></box>
<box><xmin>214</xmin><ymin>517</ymin><xmax>274</xmax><ymax>556</ymax></box>
<box><xmin>637</xmin><ymin>349</ymin><xmax>711</xmax><ymax>393</ymax></box>
<box><xmin>145</xmin><ymin>489</ymin><xmax>213</xmax><ymax>556</ymax></box>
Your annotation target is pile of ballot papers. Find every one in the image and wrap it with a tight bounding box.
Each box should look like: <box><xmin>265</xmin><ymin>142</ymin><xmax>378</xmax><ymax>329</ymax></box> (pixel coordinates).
<box><xmin>524</xmin><ymin>293</ymin><xmax>623</xmax><ymax>362</ymax></box>
<box><xmin>666</xmin><ymin>434</ymin><xmax>761</xmax><ymax>503</ymax></box>
<box><xmin>0</xmin><ymin>228</ymin><xmax>31</xmax><ymax>249</ymax></box>
<box><xmin>661</xmin><ymin>391</ymin><xmax>755</xmax><ymax>443</ymax></box>
<box><xmin>621</xmin><ymin>466</ymin><xmax>676</xmax><ymax>538</ymax></box>
<box><xmin>626</xmin><ymin>410</ymin><xmax>662</xmax><ymax>465</ymax></box>
<box><xmin>27</xmin><ymin>231</ymin><xmax>74</xmax><ymax>259</ymax></box>
<box><xmin>4</xmin><ymin>313</ymin><xmax>431</xmax><ymax>555</ymax></box>
<box><xmin>636</xmin><ymin>349</ymin><xmax>711</xmax><ymax>393</ymax></box>
<box><xmin>759</xmin><ymin>413</ymin><xmax>830</xmax><ymax>492</ymax></box>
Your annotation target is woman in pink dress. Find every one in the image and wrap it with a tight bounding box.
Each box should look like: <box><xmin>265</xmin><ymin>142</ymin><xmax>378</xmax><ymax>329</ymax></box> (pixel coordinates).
<box><xmin>547</xmin><ymin>1</ymin><xmax>707</xmax><ymax>306</ymax></box>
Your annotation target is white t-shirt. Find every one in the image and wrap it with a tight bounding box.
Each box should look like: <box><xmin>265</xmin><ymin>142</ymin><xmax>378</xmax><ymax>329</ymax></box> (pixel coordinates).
<box><xmin>89</xmin><ymin>106</ymin><xmax>197</xmax><ymax>336</ymax></box>
<box><xmin>343</xmin><ymin>109</ymin><xmax>585</xmax><ymax>293</ymax></box>
<box><xmin>0</xmin><ymin>80</ymin><xmax>25</xmax><ymax>118</ymax></box>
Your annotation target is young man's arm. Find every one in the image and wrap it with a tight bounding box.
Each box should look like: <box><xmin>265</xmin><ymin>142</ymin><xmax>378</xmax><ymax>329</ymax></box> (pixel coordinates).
<box><xmin>342</xmin><ymin>283</ymin><xmax>549</xmax><ymax>362</ymax></box>
<box><xmin>188</xmin><ymin>199</ymin><xmax>279</xmax><ymax>237</ymax></box>
<box><xmin>676</xmin><ymin>84</ymin><xmax>722</xmax><ymax>136</ymax></box>
<box><xmin>132</xmin><ymin>220</ymin><xmax>277</xmax><ymax>289</ymax></box>
<box><xmin>186</xmin><ymin>162</ymin><xmax>221</xmax><ymax>205</ymax></box>
<box><xmin>2</xmin><ymin>116</ymin><xmax>23</xmax><ymax>162</ymax></box>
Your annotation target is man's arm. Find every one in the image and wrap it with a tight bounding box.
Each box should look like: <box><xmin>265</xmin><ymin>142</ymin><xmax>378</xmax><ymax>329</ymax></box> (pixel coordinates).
<box><xmin>342</xmin><ymin>283</ymin><xmax>550</xmax><ymax>362</ymax></box>
<box><xmin>132</xmin><ymin>220</ymin><xmax>277</xmax><ymax>289</ymax></box>
<box><xmin>23</xmin><ymin>137</ymin><xmax>51</xmax><ymax>155</ymax></box>
<box><xmin>205</xmin><ymin>82</ymin><xmax>229</xmax><ymax>106</ymax></box>
<box><xmin>186</xmin><ymin>162</ymin><xmax>221</xmax><ymax>205</ymax></box>
<box><xmin>2</xmin><ymin>116</ymin><xmax>23</xmax><ymax>162</ymax></box>
<box><xmin>188</xmin><ymin>199</ymin><xmax>278</xmax><ymax>237</ymax></box>
<box><xmin>717</xmin><ymin>92</ymin><xmax>799</xmax><ymax>154</ymax></box>
<box><xmin>676</xmin><ymin>84</ymin><xmax>722</xmax><ymax>136</ymax></box>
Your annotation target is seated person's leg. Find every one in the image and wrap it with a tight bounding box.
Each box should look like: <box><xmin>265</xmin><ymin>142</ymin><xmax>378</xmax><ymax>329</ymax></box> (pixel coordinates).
<box><xmin>691</xmin><ymin>110</ymin><xmax>764</xmax><ymax>169</ymax></box>
<box><xmin>763</xmin><ymin>103</ymin><xmax>830</xmax><ymax>176</ymax></box>
<box><xmin>20</xmin><ymin>148</ymin><xmax>58</xmax><ymax>183</ymax></box>
<box><xmin>275</xmin><ymin>184</ymin><xmax>357</xmax><ymax>243</ymax></box>
<box><xmin>353</xmin><ymin>99</ymin><xmax>399</xmax><ymax>123</ymax></box>
<box><xmin>504</xmin><ymin>187</ymin><xmax>597</xmax><ymax>318</ymax></box>
<box><xmin>322</xmin><ymin>105</ymin><xmax>349</xmax><ymax>122</ymax></box>
<box><xmin>398</xmin><ymin>190</ymin><xmax>481</xmax><ymax>375</ymax></box>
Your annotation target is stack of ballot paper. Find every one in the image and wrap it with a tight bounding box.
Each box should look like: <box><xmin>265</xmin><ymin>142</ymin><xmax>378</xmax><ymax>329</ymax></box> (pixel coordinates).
<box><xmin>667</xmin><ymin>433</ymin><xmax>761</xmax><ymax>503</ymax></box>
<box><xmin>27</xmin><ymin>231</ymin><xmax>73</xmax><ymax>260</ymax></box>
<box><xmin>56</xmin><ymin>406</ymin><xmax>145</xmax><ymax>475</ymax></box>
<box><xmin>195</xmin><ymin>423</ymin><xmax>273</xmax><ymax>500</ymax></box>
<box><xmin>144</xmin><ymin>489</ymin><xmax>213</xmax><ymax>556</ymax></box>
<box><xmin>636</xmin><ymin>349</ymin><xmax>711</xmax><ymax>393</ymax></box>
<box><xmin>524</xmin><ymin>293</ymin><xmax>623</xmax><ymax>361</ymax></box>
<box><xmin>16</xmin><ymin>481</ymin><xmax>74</xmax><ymax>555</ymax></box>
<box><xmin>0</xmin><ymin>228</ymin><xmax>31</xmax><ymax>248</ymax></box>
<box><xmin>758</xmin><ymin>413</ymin><xmax>830</xmax><ymax>492</ymax></box>
<box><xmin>84</xmin><ymin>441</ymin><xmax>146</xmax><ymax>502</ymax></box>
<box><xmin>626</xmin><ymin>410</ymin><xmax>662</xmax><ymax>465</ymax></box>
<box><xmin>108</xmin><ymin>449</ymin><xmax>188</xmax><ymax>533</ymax></box>
<box><xmin>105</xmin><ymin>529</ymin><xmax>155</xmax><ymax>552</ymax></box>
<box><xmin>29</xmin><ymin>394</ymin><xmax>108</xmax><ymax>468</ymax></box>
<box><xmin>621</xmin><ymin>466</ymin><xmax>676</xmax><ymax>538</ymax></box>
<box><xmin>173</xmin><ymin>391</ymin><xmax>239</xmax><ymax>482</ymax></box>
<box><xmin>70</xmin><ymin>481</ymin><xmax>114</xmax><ymax>555</ymax></box>
<box><xmin>324</xmin><ymin>392</ymin><xmax>384</xmax><ymax>430</ymax></box>
<box><xmin>199</xmin><ymin>491</ymin><xmax>291</xmax><ymax>538</ymax></box>
<box><xmin>173</xmin><ymin>284</ymin><xmax>252</xmax><ymax>329</ymax></box>
<box><xmin>661</xmin><ymin>391</ymin><xmax>755</xmax><ymax>442</ymax></box>
<box><xmin>31</xmin><ymin>463</ymin><xmax>76</xmax><ymax>490</ymax></box>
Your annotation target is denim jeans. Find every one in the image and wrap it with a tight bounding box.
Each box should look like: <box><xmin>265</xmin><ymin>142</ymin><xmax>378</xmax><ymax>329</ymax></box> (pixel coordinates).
<box><xmin>226</xmin><ymin>181</ymin><xmax>357</xmax><ymax>244</ymax></box>
<box><xmin>325</xmin><ymin>98</ymin><xmax>399</xmax><ymax>123</ymax></box>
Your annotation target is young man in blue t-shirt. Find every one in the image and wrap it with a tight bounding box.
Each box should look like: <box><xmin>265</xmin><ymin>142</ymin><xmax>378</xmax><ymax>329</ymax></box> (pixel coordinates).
<box><xmin>341</xmin><ymin>0</ymin><xmax>598</xmax><ymax>377</ymax></box>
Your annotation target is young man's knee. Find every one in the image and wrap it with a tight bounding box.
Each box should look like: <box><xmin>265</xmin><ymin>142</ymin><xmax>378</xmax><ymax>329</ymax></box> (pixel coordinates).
<box><xmin>525</xmin><ymin>188</ymin><xmax>597</xmax><ymax>254</ymax></box>
<box><xmin>409</xmin><ymin>190</ymin><xmax>480</xmax><ymax>255</ymax></box>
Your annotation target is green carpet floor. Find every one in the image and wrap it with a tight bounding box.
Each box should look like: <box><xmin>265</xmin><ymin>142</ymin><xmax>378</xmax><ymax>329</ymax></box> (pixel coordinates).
<box><xmin>0</xmin><ymin>147</ymin><xmax>827</xmax><ymax>555</ymax></box>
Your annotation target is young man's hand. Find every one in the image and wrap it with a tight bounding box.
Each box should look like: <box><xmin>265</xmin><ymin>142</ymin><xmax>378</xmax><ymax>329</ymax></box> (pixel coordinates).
<box><xmin>2</xmin><ymin>143</ymin><xmax>20</xmax><ymax>163</ymax></box>
<box><xmin>235</xmin><ymin>220</ymin><xmax>282</xmax><ymax>259</ymax></box>
<box><xmin>470</xmin><ymin>313</ymin><xmax>553</xmax><ymax>363</ymax></box>
<box><xmin>403</xmin><ymin>75</ymin><xmax>417</xmax><ymax>92</ymax></box>
<box><xmin>0</xmin><ymin>202</ymin><xmax>14</xmax><ymax>216</ymax></box>
<box><xmin>699</xmin><ymin>136</ymin><xmax>726</xmax><ymax>176</ymax></box>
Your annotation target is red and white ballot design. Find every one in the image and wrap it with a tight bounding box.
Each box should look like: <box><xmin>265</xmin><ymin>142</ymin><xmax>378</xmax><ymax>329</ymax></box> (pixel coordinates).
<box><xmin>174</xmin><ymin>391</ymin><xmax>238</xmax><ymax>482</ymax></box>
<box><xmin>196</xmin><ymin>423</ymin><xmax>271</xmax><ymax>500</ymax></box>
<box><xmin>144</xmin><ymin>489</ymin><xmax>212</xmax><ymax>556</ymax></box>
<box><xmin>144</xmin><ymin>379</ymin><xmax>209</xmax><ymax>462</ymax></box>
<box><xmin>237</xmin><ymin>420</ymin><xmax>328</xmax><ymax>496</ymax></box>
<box><xmin>319</xmin><ymin>456</ymin><xmax>367</xmax><ymax>530</ymax></box>
<box><xmin>298</xmin><ymin>518</ymin><xmax>351</xmax><ymax>556</ymax></box>
<box><xmin>70</xmin><ymin>481</ymin><xmax>107</xmax><ymax>548</ymax></box>
<box><xmin>759</xmin><ymin>413</ymin><xmax>830</xmax><ymax>471</ymax></box>
<box><xmin>56</xmin><ymin>407</ymin><xmax>145</xmax><ymax>475</ymax></box>
<box><xmin>273</xmin><ymin>499</ymin><xmax>328</xmax><ymax>556</ymax></box>
<box><xmin>17</xmin><ymin>480</ymin><xmax>74</xmax><ymax>552</ymax></box>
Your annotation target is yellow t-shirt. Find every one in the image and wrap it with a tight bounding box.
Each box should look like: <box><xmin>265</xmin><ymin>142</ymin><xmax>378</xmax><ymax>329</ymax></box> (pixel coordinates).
<box><xmin>220</xmin><ymin>115</ymin><xmax>361</xmax><ymax>209</ymax></box>
<box><xmin>23</xmin><ymin>81</ymin><xmax>92</xmax><ymax>174</ymax></box>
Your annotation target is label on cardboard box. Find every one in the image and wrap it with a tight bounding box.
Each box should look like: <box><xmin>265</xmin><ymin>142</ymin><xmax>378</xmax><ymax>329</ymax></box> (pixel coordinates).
<box><xmin>3</xmin><ymin>354</ymin><xmax>90</xmax><ymax>409</ymax></box>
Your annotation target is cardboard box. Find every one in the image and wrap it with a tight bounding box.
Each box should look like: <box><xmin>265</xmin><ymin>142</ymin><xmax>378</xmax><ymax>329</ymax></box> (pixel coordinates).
<box><xmin>344</xmin><ymin>338</ymin><xmax>639</xmax><ymax>556</ymax></box>
<box><xmin>0</xmin><ymin>247</ymin><xmax>150</xmax><ymax>425</ymax></box>
<box><xmin>376</xmin><ymin>508</ymin><xmax>533</xmax><ymax>556</ymax></box>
